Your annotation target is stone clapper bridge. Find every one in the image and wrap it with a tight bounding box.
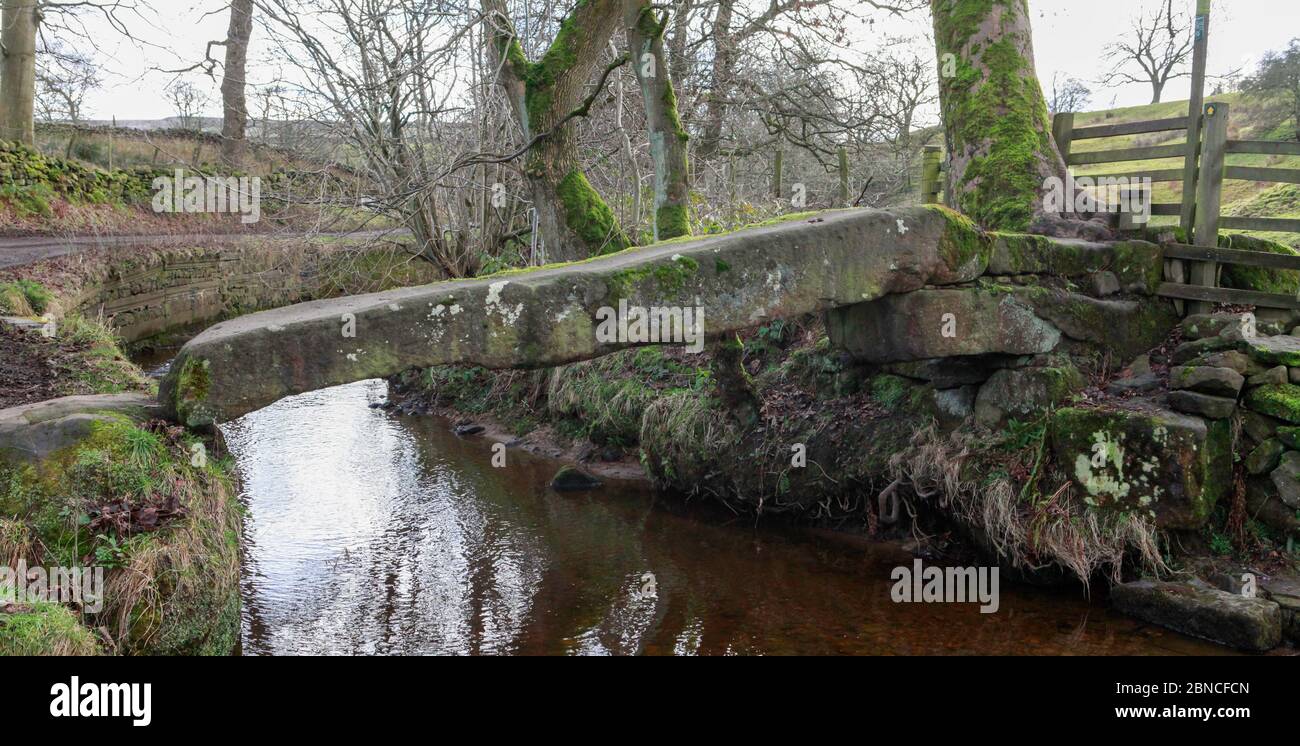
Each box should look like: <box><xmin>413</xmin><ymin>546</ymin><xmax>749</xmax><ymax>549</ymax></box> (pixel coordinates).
<box><xmin>157</xmin><ymin>205</ymin><xmax>1166</xmax><ymax>428</ymax></box>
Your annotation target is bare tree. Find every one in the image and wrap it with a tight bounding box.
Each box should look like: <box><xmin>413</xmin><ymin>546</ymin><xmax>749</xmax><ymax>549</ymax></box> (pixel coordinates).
<box><xmin>1101</xmin><ymin>0</ymin><xmax>1193</xmax><ymax>105</ymax></box>
<box><xmin>166</xmin><ymin>79</ymin><xmax>209</xmax><ymax>130</ymax></box>
<box><xmin>35</xmin><ymin>41</ymin><xmax>98</xmax><ymax>122</ymax></box>
<box><xmin>3</xmin><ymin>1</ymin><xmax>159</xmax><ymax>143</ymax></box>
<box><xmin>1049</xmin><ymin>73</ymin><xmax>1092</xmax><ymax>115</ymax></box>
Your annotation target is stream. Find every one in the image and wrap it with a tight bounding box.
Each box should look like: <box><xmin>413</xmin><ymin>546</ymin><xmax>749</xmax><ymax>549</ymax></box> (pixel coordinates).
<box><xmin>193</xmin><ymin>377</ymin><xmax>1228</xmax><ymax>656</ymax></box>
<box><xmin>125</xmin><ymin>338</ymin><xmax>1233</xmax><ymax>655</ymax></box>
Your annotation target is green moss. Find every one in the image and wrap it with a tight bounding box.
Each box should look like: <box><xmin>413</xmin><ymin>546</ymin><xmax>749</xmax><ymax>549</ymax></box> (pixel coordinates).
<box><xmin>606</xmin><ymin>254</ymin><xmax>699</xmax><ymax>301</ymax></box>
<box><xmin>171</xmin><ymin>356</ymin><xmax>212</xmax><ymax>426</ymax></box>
<box><xmin>924</xmin><ymin>204</ymin><xmax>992</xmax><ymax>272</ymax></box>
<box><xmin>655</xmin><ymin>203</ymin><xmax>691</xmax><ymax>240</ymax></box>
<box><xmin>1245</xmin><ymin>384</ymin><xmax>1300</xmax><ymax>424</ymax></box>
<box><xmin>0</xmin><ymin>279</ymin><xmax>52</xmax><ymax>316</ymax></box>
<box><xmin>870</xmin><ymin>374</ymin><xmax>912</xmax><ymax>412</ymax></box>
<box><xmin>0</xmin><ymin>598</ymin><xmax>101</xmax><ymax>656</ymax></box>
<box><xmin>556</xmin><ymin>170</ymin><xmax>631</xmax><ymax>255</ymax></box>
<box><xmin>1</xmin><ymin>415</ymin><xmax>240</xmax><ymax>655</ymax></box>
<box><xmin>1218</xmin><ymin>233</ymin><xmax>1300</xmax><ymax>294</ymax></box>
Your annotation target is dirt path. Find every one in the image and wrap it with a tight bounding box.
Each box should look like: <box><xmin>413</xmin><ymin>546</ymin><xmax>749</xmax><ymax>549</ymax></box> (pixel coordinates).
<box><xmin>0</xmin><ymin>229</ymin><xmax>409</xmax><ymax>269</ymax></box>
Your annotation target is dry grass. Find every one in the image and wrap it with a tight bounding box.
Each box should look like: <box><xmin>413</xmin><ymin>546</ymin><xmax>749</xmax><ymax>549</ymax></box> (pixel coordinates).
<box><xmin>887</xmin><ymin>426</ymin><xmax>1167</xmax><ymax>588</ymax></box>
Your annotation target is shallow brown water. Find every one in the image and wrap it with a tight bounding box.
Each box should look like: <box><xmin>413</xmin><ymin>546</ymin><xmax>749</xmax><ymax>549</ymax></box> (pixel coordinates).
<box><xmin>219</xmin><ymin>380</ymin><xmax>1230</xmax><ymax>656</ymax></box>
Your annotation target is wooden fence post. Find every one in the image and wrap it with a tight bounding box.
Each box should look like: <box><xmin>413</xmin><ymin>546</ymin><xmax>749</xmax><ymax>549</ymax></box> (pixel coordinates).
<box><xmin>919</xmin><ymin>145</ymin><xmax>941</xmax><ymax>205</ymax></box>
<box><xmin>773</xmin><ymin>150</ymin><xmax>784</xmax><ymax>199</ymax></box>
<box><xmin>1051</xmin><ymin>112</ymin><xmax>1074</xmax><ymax>165</ymax></box>
<box><xmin>837</xmin><ymin>145</ymin><xmax>850</xmax><ymax>207</ymax></box>
<box><xmin>1190</xmin><ymin>101</ymin><xmax>1228</xmax><ymax>315</ymax></box>
<box><xmin>1181</xmin><ymin>0</ymin><xmax>1212</xmax><ymax>241</ymax></box>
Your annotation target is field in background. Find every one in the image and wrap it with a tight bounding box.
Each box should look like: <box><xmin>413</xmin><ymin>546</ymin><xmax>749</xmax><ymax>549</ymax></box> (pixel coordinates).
<box><xmin>1070</xmin><ymin>92</ymin><xmax>1300</xmax><ymax>247</ymax></box>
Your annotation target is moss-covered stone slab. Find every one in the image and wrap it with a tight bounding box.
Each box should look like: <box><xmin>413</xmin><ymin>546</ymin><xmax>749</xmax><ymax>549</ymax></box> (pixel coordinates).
<box><xmin>1168</xmin><ymin>365</ymin><xmax>1244</xmax><ymax>397</ymax></box>
<box><xmin>1111</xmin><ymin>579</ymin><xmax>1282</xmax><ymax>652</ymax></box>
<box><xmin>1050</xmin><ymin>405</ymin><xmax>1232</xmax><ymax>529</ymax></box>
<box><xmin>1276</xmin><ymin>426</ymin><xmax>1300</xmax><ymax>449</ymax></box>
<box><xmin>1245</xmin><ymin>438</ymin><xmax>1285</xmax><ymax>476</ymax></box>
<box><xmin>1014</xmin><ymin>288</ymin><xmax>1179</xmax><ymax>363</ymax></box>
<box><xmin>1246</xmin><ymin>336</ymin><xmax>1300</xmax><ymax>368</ymax></box>
<box><xmin>988</xmin><ymin>235</ymin><xmax>1162</xmax><ymax>292</ymax></box>
<box><xmin>1270</xmin><ymin>451</ymin><xmax>1300</xmax><ymax>510</ymax></box>
<box><xmin>973</xmin><ymin>362</ymin><xmax>1084</xmax><ymax>425</ymax></box>
<box><xmin>1244</xmin><ymin>383</ymin><xmax>1300</xmax><ymax>424</ymax></box>
<box><xmin>160</xmin><ymin>206</ymin><xmax>995</xmax><ymax>426</ymax></box>
<box><xmin>1189</xmin><ymin>350</ymin><xmax>1252</xmax><ymax>375</ymax></box>
<box><xmin>0</xmin><ymin>393</ymin><xmax>163</xmax><ymax>463</ymax></box>
<box><xmin>1167</xmin><ymin>391</ymin><xmax>1238</xmax><ymax>420</ymax></box>
<box><xmin>1171</xmin><ymin>336</ymin><xmax>1243</xmax><ymax>365</ymax></box>
<box><xmin>827</xmin><ymin>287</ymin><xmax>1060</xmax><ymax>363</ymax></box>
<box><xmin>1182</xmin><ymin>312</ymin><xmax>1256</xmax><ymax>341</ymax></box>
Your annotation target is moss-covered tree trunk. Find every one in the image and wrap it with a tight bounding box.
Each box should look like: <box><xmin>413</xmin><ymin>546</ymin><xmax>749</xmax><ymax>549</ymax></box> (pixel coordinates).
<box><xmin>626</xmin><ymin>0</ymin><xmax>691</xmax><ymax>241</ymax></box>
<box><xmin>485</xmin><ymin>0</ymin><xmax>630</xmax><ymax>261</ymax></box>
<box><xmin>0</xmin><ymin>0</ymin><xmax>38</xmax><ymax>145</ymax></box>
<box><xmin>930</xmin><ymin>0</ymin><xmax>1112</xmax><ymax>238</ymax></box>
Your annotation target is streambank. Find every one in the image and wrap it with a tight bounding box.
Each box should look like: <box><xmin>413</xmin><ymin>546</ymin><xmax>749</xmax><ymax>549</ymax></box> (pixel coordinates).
<box><xmin>0</xmin><ymin>238</ymin><xmax>441</xmax><ymax>655</ymax></box>
<box><xmin>387</xmin><ymin>236</ymin><xmax>1300</xmax><ymax>651</ymax></box>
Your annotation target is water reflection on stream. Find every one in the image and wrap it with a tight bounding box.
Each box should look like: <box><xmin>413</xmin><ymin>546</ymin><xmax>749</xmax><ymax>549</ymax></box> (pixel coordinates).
<box><xmin>220</xmin><ymin>380</ymin><xmax>1228</xmax><ymax>656</ymax></box>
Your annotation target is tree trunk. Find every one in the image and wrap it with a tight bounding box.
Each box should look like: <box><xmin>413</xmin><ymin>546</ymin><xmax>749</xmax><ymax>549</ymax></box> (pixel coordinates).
<box><xmin>696</xmin><ymin>0</ymin><xmax>735</xmax><ymax>161</ymax></box>
<box><xmin>0</xmin><ymin>0</ymin><xmax>38</xmax><ymax>145</ymax></box>
<box><xmin>1150</xmin><ymin>77</ymin><xmax>1164</xmax><ymax>104</ymax></box>
<box><xmin>930</xmin><ymin>0</ymin><xmax>1110</xmax><ymax>237</ymax></box>
<box><xmin>484</xmin><ymin>0</ymin><xmax>629</xmax><ymax>262</ymax></box>
<box><xmin>220</xmin><ymin>0</ymin><xmax>254</xmax><ymax>167</ymax></box>
<box><xmin>626</xmin><ymin>0</ymin><xmax>691</xmax><ymax>240</ymax></box>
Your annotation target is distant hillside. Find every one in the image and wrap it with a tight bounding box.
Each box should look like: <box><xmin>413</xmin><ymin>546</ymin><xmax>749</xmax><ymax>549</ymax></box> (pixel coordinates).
<box><xmin>1069</xmin><ymin>91</ymin><xmax>1300</xmax><ymax>248</ymax></box>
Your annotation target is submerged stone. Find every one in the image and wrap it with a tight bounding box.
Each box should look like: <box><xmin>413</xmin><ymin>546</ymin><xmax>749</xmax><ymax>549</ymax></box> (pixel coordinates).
<box><xmin>550</xmin><ymin>466</ymin><xmax>603</xmax><ymax>492</ymax></box>
<box><xmin>1110</xmin><ymin>579</ymin><xmax>1281</xmax><ymax>652</ymax></box>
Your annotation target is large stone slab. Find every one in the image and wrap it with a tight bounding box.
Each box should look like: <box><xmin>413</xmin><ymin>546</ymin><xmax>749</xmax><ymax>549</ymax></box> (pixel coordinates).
<box><xmin>827</xmin><ymin>287</ymin><xmax>1060</xmax><ymax>363</ymax></box>
<box><xmin>1015</xmin><ymin>288</ymin><xmax>1179</xmax><ymax>362</ymax></box>
<box><xmin>0</xmin><ymin>394</ymin><xmax>164</xmax><ymax>463</ymax></box>
<box><xmin>1051</xmin><ymin>405</ymin><xmax>1232</xmax><ymax>529</ymax></box>
<box><xmin>988</xmin><ymin>235</ymin><xmax>1163</xmax><ymax>291</ymax></box>
<box><xmin>160</xmin><ymin>206</ymin><xmax>995</xmax><ymax>426</ymax></box>
<box><xmin>1111</xmin><ymin>579</ymin><xmax>1282</xmax><ymax>651</ymax></box>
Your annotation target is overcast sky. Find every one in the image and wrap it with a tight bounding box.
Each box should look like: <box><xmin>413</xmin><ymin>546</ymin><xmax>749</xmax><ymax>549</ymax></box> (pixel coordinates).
<box><xmin>68</xmin><ymin>0</ymin><xmax>1300</xmax><ymax>122</ymax></box>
